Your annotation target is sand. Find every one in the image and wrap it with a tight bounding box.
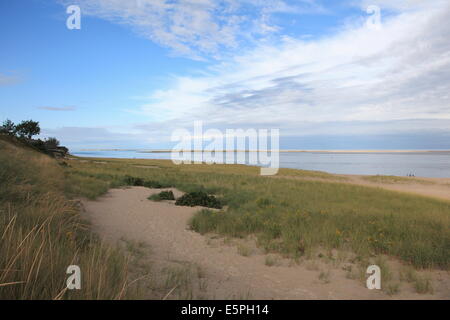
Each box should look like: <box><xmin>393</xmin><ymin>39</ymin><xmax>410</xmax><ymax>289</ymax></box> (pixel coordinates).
<box><xmin>344</xmin><ymin>175</ymin><xmax>450</xmax><ymax>202</ymax></box>
<box><xmin>82</xmin><ymin>187</ymin><xmax>450</xmax><ymax>300</ymax></box>
<box><xmin>276</xmin><ymin>174</ymin><xmax>450</xmax><ymax>202</ymax></box>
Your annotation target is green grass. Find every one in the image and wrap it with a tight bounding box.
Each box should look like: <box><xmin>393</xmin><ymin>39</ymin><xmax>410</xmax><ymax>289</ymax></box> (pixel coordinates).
<box><xmin>148</xmin><ymin>190</ymin><xmax>175</xmax><ymax>201</ymax></box>
<box><xmin>63</xmin><ymin>157</ymin><xmax>450</xmax><ymax>270</ymax></box>
<box><xmin>277</xmin><ymin>167</ymin><xmax>347</xmax><ymax>180</ymax></box>
<box><xmin>399</xmin><ymin>266</ymin><xmax>434</xmax><ymax>294</ymax></box>
<box><xmin>175</xmin><ymin>191</ymin><xmax>222</xmax><ymax>209</ymax></box>
<box><xmin>0</xmin><ymin>137</ymin><xmax>133</xmax><ymax>299</ymax></box>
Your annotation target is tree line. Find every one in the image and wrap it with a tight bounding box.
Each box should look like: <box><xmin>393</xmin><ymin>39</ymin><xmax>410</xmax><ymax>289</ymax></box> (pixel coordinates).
<box><xmin>1</xmin><ymin>119</ymin><xmax>64</xmax><ymax>153</ymax></box>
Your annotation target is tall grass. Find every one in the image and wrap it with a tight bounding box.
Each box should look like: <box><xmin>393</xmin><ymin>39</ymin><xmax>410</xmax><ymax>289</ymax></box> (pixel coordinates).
<box><xmin>64</xmin><ymin>157</ymin><xmax>450</xmax><ymax>270</ymax></box>
<box><xmin>0</xmin><ymin>138</ymin><xmax>132</xmax><ymax>299</ymax></box>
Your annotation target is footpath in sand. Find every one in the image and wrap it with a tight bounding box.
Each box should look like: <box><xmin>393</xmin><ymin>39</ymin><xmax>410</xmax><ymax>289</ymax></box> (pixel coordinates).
<box><xmin>82</xmin><ymin>187</ymin><xmax>449</xmax><ymax>300</ymax></box>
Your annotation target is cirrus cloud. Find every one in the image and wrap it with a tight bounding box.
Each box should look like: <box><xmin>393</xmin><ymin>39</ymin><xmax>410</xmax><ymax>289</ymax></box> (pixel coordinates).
<box><xmin>60</xmin><ymin>0</ymin><xmax>327</xmax><ymax>59</ymax></box>
<box><xmin>37</xmin><ymin>106</ymin><xmax>77</xmax><ymax>111</ymax></box>
<box><xmin>133</xmin><ymin>1</ymin><xmax>450</xmax><ymax>138</ymax></box>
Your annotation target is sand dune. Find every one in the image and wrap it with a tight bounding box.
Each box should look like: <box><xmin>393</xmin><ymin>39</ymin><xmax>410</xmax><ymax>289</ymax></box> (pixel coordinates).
<box><xmin>82</xmin><ymin>187</ymin><xmax>450</xmax><ymax>300</ymax></box>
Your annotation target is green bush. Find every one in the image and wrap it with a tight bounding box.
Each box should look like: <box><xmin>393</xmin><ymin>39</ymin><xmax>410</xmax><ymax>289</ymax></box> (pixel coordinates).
<box><xmin>124</xmin><ymin>175</ymin><xmax>144</xmax><ymax>186</ymax></box>
<box><xmin>124</xmin><ymin>176</ymin><xmax>173</xmax><ymax>188</ymax></box>
<box><xmin>175</xmin><ymin>191</ymin><xmax>222</xmax><ymax>209</ymax></box>
<box><xmin>148</xmin><ymin>190</ymin><xmax>175</xmax><ymax>201</ymax></box>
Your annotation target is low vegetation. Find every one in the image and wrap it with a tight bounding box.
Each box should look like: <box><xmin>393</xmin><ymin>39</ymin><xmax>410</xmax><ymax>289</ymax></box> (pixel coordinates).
<box><xmin>148</xmin><ymin>190</ymin><xmax>175</xmax><ymax>201</ymax></box>
<box><xmin>124</xmin><ymin>175</ymin><xmax>173</xmax><ymax>189</ymax></box>
<box><xmin>264</xmin><ymin>255</ymin><xmax>278</xmax><ymax>267</ymax></box>
<box><xmin>0</xmin><ymin>137</ymin><xmax>133</xmax><ymax>299</ymax></box>
<box><xmin>0</xmin><ymin>119</ymin><xmax>67</xmax><ymax>157</ymax></box>
<box><xmin>362</xmin><ymin>175</ymin><xmax>434</xmax><ymax>185</ymax></box>
<box><xmin>2</xmin><ymin>137</ymin><xmax>448</xmax><ymax>299</ymax></box>
<box><xmin>63</xmin><ymin>157</ymin><xmax>450</xmax><ymax>270</ymax></box>
<box><xmin>175</xmin><ymin>191</ymin><xmax>222</xmax><ymax>209</ymax></box>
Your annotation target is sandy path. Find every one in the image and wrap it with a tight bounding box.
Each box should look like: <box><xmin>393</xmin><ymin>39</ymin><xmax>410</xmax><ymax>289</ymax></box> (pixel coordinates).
<box><xmin>274</xmin><ymin>174</ymin><xmax>450</xmax><ymax>202</ymax></box>
<box><xmin>82</xmin><ymin>187</ymin><xmax>448</xmax><ymax>300</ymax></box>
<box><xmin>342</xmin><ymin>175</ymin><xmax>450</xmax><ymax>202</ymax></box>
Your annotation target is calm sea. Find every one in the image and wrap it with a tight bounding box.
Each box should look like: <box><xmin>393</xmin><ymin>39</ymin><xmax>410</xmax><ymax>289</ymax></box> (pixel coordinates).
<box><xmin>72</xmin><ymin>150</ymin><xmax>450</xmax><ymax>178</ymax></box>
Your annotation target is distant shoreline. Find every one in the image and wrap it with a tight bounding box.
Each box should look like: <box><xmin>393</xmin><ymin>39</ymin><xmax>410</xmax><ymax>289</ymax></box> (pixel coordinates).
<box><xmin>77</xmin><ymin>149</ymin><xmax>450</xmax><ymax>154</ymax></box>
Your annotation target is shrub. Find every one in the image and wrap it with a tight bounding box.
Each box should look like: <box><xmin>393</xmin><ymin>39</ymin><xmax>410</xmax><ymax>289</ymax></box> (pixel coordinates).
<box><xmin>148</xmin><ymin>190</ymin><xmax>175</xmax><ymax>201</ymax></box>
<box><xmin>124</xmin><ymin>175</ymin><xmax>144</xmax><ymax>186</ymax></box>
<box><xmin>44</xmin><ymin>137</ymin><xmax>60</xmax><ymax>149</ymax></box>
<box><xmin>0</xmin><ymin>119</ymin><xmax>16</xmax><ymax>135</ymax></box>
<box><xmin>175</xmin><ymin>191</ymin><xmax>222</xmax><ymax>209</ymax></box>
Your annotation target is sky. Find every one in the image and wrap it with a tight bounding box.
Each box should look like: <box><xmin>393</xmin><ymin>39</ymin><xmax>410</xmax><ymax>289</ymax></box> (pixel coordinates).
<box><xmin>1</xmin><ymin>0</ymin><xmax>449</xmax><ymax>150</ymax></box>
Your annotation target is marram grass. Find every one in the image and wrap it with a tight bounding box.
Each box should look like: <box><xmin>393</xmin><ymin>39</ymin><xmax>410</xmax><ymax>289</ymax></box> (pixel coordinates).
<box><xmin>65</xmin><ymin>156</ymin><xmax>450</xmax><ymax>270</ymax></box>
<box><xmin>0</xmin><ymin>138</ymin><xmax>134</xmax><ymax>299</ymax></box>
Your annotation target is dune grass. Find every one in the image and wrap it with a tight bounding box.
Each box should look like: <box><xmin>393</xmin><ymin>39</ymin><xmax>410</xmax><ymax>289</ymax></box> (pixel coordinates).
<box><xmin>64</xmin><ymin>157</ymin><xmax>450</xmax><ymax>270</ymax></box>
<box><xmin>148</xmin><ymin>190</ymin><xmax>175</xmax><ymax>201</ymax></box>
<box><xmin>0</xmin><ymin>138</ymin><xmax>134</xmax><ymax>299</ymax></box>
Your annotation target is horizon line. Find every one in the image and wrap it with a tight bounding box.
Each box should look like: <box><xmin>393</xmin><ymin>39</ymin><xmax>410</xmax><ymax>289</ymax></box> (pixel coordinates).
<box><xmin>75</xmin><ymin>149</ymin><xmax>450</xmax><ymax>153</ymax></box>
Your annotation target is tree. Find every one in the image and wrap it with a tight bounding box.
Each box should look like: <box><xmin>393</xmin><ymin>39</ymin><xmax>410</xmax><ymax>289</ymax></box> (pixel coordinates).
<box><xmin>15</xmin><ymin>120</ymin><xmax>40</xmax><ymax>139</ymax></box>
<box><xmin>1</xmin><ymin>119</ymin><xmax>16</xmax><ymax>135</ymax></box>
<box><xmin>44</xmin><ymin>137</ymin><xmax>60</xmax><ymax>149</ymax></box>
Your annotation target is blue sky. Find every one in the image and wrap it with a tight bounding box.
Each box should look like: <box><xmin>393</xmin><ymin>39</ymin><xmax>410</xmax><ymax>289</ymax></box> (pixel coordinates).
<box><xmin>1</xmin><ymin>0</ymin><xmax>449</xmax><ymax>150</ymax></box>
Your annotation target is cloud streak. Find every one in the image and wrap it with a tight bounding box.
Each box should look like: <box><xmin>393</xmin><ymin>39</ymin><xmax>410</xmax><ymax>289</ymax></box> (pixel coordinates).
<box><xmin>133</xmin><ymin>1</ymin><xmax>450</xmax><ymax>138</ymax></box>
<box><xmin>37</xmin><ymin>106</ymin><xmax>76</xmax><ymax>111</ymax></box>
<box><xmin>0</xmin><ymin>72</ymin><xmax>22</xmax><ymax>86</ymax></box>
<box><xmin>61</xmin><ymin>0</ymin><xmax>326</xmax><ymax>59</ymax></box>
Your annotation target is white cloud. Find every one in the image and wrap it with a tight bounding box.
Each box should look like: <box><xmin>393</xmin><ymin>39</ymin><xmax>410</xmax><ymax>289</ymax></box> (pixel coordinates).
<box><xmin>133</xmin><ymin>1</ymin><xmax>450</xmax><ymax>137</ymax></box>
<box><xmin>61</xmin><ymin>0</ymin><xmax>325</xmax><ymax>59</ymax></box>
<box><xmin>57</xmin><ymin>1</ymin><xmax>450</xmax><ymax>144</ymax></box>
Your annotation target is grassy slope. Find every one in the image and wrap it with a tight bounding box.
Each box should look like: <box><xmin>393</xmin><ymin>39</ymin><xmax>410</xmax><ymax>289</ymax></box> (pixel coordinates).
<box><xmin>65</xmin><ymin>157</ymin><xmax>450</xmax><ymax>270</ymax></box>
<box><xmin>0</xmin><ymin>137</ymin><xmax>132</xmax><ymax>299</ymax></box>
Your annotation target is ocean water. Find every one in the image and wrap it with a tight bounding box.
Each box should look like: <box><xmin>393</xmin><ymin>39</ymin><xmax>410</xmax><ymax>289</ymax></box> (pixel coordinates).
<box><xmin>72</xmin><ymin>150</ymin><xmax>450</xmax><ymax>178</ymax></box>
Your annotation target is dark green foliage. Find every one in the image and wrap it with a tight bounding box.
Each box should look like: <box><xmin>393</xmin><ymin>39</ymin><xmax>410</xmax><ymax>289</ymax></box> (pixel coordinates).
<box><xmin>15</xmin><ymin>120</ymin><xmax>40</xmax><ymax>139</ymax></box>
<box><xmin>148</xmin><ymin>190</ymin><xmax>175</xmax><ymax>201</ymax></box>
<box><xmin>124</xmin><ymin>176</ymin><xmax>172</xmax><ymax>188</ymax></box>
<box><xmin>158</xmin><ymin>190</ymin><xmax>175</xmax><ymax>200</ymax></box>
<box><xmin>1</xmin><ymin>119</ymin><xmax>67</xmax><ymax>157</ymax></box>
<box><xmin>0</xmin><ymin>119</ymin><xmax>16</xmax><ymax>135</ymax></box>
<box><xmin>45</xmin><ymin>137</ymin><xmax>60</xmax><ymax>149</ymax></box>
<box><xmin>29</xmin><ymin>138</ymin><xmax>46</xmax><ymax>152</ymax></box>
<box><xmin>124</xmin><ymin>175</ymin><xmax>144</xmax><ymax>186</ymax></box>
<box><xmin>175</xmin><ymin>191</ymin><xmax>222</xmax><ymax>209</ymax></box>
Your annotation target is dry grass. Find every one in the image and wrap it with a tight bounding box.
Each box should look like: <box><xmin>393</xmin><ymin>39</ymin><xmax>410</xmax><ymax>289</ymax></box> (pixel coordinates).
<box><xmin>0</xmin><ymin>137</ymin><xmax>134</xmax><ymax>299</ymax></box>
<box><xmin>362</xmin><ymin>175</ymin><xmax>435</xmax><ymax>185</ymax></box>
